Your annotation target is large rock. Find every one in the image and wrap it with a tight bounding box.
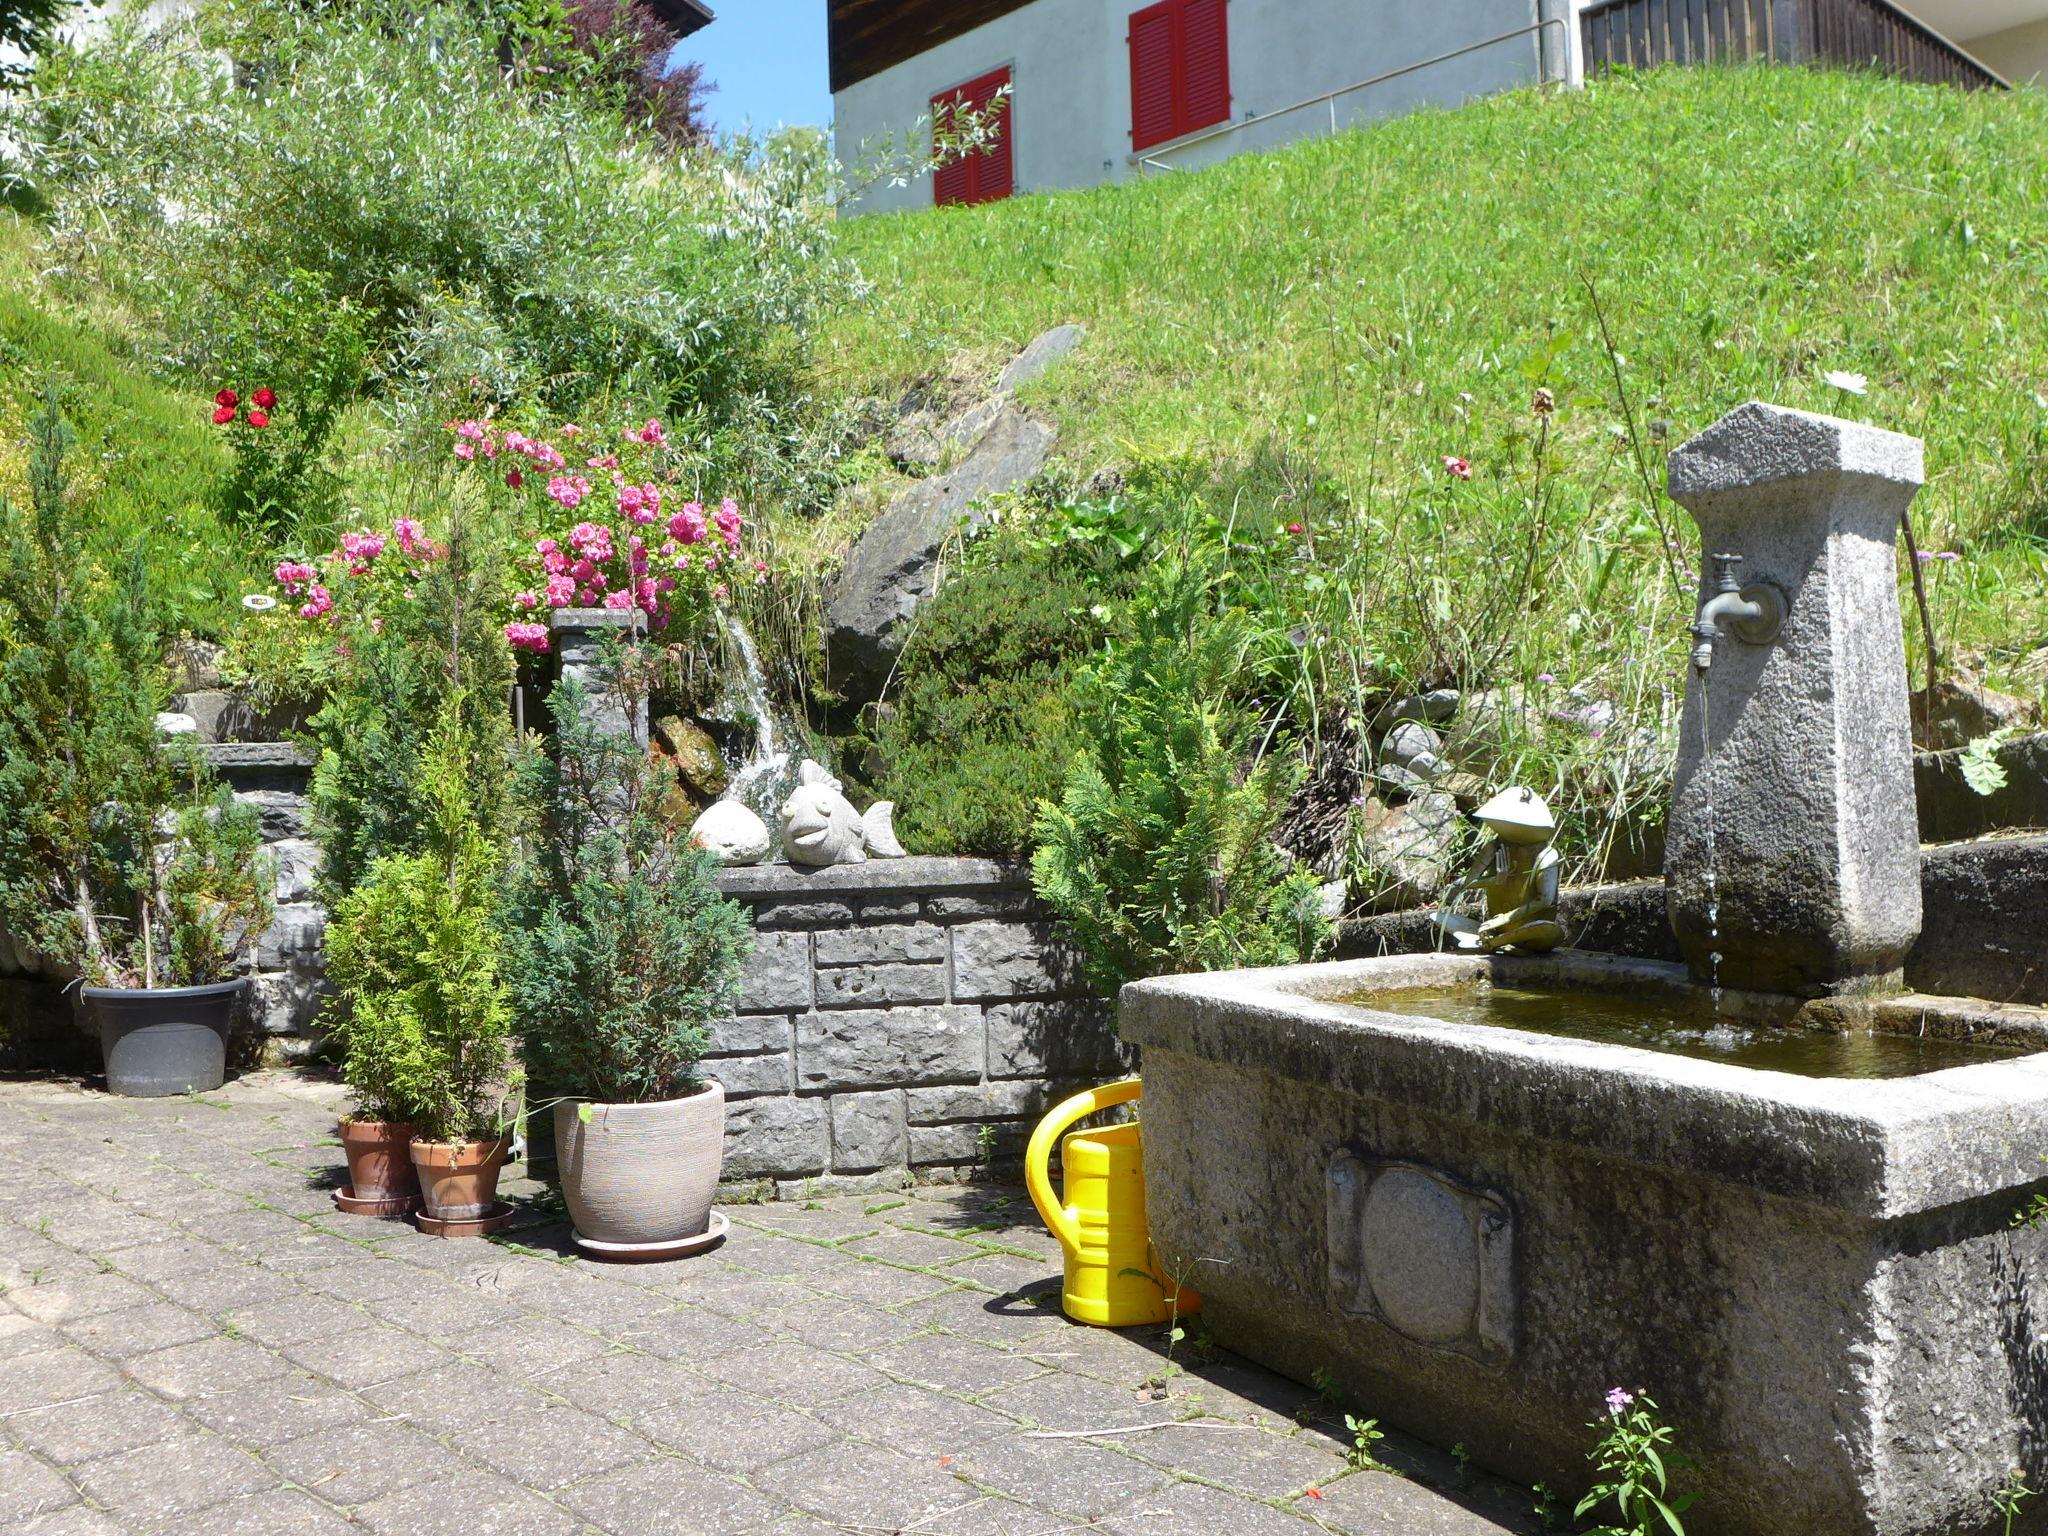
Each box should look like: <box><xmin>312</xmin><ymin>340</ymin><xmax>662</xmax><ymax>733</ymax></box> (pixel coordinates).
<box><xmin>1352</xmin><ymin>791</ymin><xmax>1462</xmax><ymax>912</ymax></box>
<box><xmin>998</xmin><ymin>323</ymin><xmax>1086</xmax><ymax>392</ymax></box>
<box><xmin>824</xmin><ymin>405</ymin><xmax>1055</xmax><ymax>699</ymax></box>
<box><xmin>1911</xmin><ymin>675</ymin><xmax>2038</xmax><ymax>751</ymax></box>
<box><xmin>655</xmin><ymin>715</ymin><xmax>729</xmax><ymax>798</ymax></box>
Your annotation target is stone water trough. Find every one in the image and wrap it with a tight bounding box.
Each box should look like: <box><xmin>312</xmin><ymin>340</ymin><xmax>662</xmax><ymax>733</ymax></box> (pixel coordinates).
<box><xmin>1123</xmin><ymin>405</ymin><xmax>2048</xmax><ymax>1536</ymax></box>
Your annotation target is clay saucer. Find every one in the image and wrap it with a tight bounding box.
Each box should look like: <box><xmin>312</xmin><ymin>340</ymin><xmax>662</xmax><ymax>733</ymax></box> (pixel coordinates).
<box><xmin>572</xmin><ymin>1210</ymin><xmax>729</xmax><ymax>1262</ymax></box>
<box><xmin>332</xmin><ymin>1186</ymin><xmax>418</xmax><ymax>1218</ymax></box>
<box><xmin>413</xmin><ymin>1201</ymin><xmax>515</xmax><ymax>1238</ymax></box>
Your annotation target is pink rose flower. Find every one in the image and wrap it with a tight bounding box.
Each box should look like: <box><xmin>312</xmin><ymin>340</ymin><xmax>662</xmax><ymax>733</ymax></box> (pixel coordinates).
<box><xmin>504</xmin><ymin>621</ymin><xmax>550</xmax><ymax>654</ymax></box>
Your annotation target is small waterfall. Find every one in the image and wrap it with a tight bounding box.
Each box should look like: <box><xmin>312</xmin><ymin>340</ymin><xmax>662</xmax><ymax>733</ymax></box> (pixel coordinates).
<box><xmin>716</xmin><ymin>610</ymin><xmax>801</xmax><ymax>818</ymax></box>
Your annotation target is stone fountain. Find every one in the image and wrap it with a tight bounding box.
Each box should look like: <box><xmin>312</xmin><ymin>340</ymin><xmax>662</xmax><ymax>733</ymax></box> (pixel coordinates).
<box><xmin>1122</xmin><ymin>404</ymin><xmax>2048</xmax><ymax>1536</ymax></box>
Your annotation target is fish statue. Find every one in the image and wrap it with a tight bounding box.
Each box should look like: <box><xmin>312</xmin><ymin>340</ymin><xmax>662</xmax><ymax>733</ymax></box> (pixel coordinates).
<box><xmin>778</xmin><ymin>761</ymin><xmax>905</xmax><ymax>866</ymax></box>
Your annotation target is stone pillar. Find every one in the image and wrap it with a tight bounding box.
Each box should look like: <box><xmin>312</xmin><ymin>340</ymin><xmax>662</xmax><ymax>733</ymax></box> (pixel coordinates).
<box><xmin>548</xmin><ymin>608</ymin><xmax>646</xmax><ymax>746</ymax></box>
<box><xmin>1664</xmin><ymin>402</ymin><xmax>1924</xmax><ymax>996</ymax></box>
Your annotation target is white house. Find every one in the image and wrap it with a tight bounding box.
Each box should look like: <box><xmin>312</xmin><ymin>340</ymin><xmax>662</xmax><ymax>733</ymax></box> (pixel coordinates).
<box><xmin>830</xmin><ymin>0</ymin><xmax>2036</xmax><ymax>214</ymax></box>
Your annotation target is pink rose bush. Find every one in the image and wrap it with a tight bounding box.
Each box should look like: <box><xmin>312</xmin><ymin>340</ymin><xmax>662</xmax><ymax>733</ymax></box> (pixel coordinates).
<box><xmin>447</xmin><ymin>415</ymin><xmax>756</xmax><ymax>644</ymax></box>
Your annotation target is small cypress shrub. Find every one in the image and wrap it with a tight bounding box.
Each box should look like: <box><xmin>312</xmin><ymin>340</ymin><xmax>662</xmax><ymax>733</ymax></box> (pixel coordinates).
<box><xmin>1031</xmin><ymin>562</ymin><xmax>1330</xmax><ymax>993</ymax></box>
<box><xmin>322</xmin><ymin>708</ymin><xmax>512</xmax><ymax>1139</ymax></box>
<box><xmin>505</xmin><ymin>656</ymin><xmax>751</xmax><ymax>1107</ymax></box>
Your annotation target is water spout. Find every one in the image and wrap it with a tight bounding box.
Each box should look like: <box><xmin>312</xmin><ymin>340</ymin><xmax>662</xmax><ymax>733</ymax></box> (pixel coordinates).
<box><xmin>715</xmin><ymin>609</ymin><xmax>807</xmax><ymax>818</ymax></box>
<box><xmin>1688</xmin><ymin>552</ymin><xmax>1786</xmax><ymax>673</ymax></box>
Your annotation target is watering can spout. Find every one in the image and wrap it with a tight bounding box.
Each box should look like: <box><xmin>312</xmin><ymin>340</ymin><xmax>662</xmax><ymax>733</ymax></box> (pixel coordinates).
<box><xmin>1025</xmin><ymin>1078</ymin><xmax>1199</xmax><ymax>1329</ymax></box>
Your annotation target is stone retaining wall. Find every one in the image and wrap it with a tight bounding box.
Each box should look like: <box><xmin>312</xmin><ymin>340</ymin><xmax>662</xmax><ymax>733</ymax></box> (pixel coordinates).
<box><xmin>708</xmin><ymin>857</ymin><xmax>1125</xmax><ymax>1195</ymax></box>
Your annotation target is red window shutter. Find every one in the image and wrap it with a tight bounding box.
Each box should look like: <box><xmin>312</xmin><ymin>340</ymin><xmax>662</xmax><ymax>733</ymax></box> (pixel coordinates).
<box><xmin>932</xmin><ymin>67</ymin><xmax>1013</xmax><ymax>207</ymax></box>
<box><xmin>931</xmin><ymin>88</ymin><xmax>973</xmax><ymax>206</ymax></box>
<box><xmin>1129</xmin><ymin>0</ymin><xmax>1177</xmax><ymax>151</ymax></box>
<box><xmin>1178</xmin><ymin>0</ymin><xmax>1231</xmax><ymax>136</ymax></box>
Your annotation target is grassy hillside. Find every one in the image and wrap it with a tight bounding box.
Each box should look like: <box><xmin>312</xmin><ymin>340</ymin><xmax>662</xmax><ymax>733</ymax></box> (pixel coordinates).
<box><xmin>0</xmin><ymin>213</ymin><xmax>256</xmax><ymax>635</ymax></box>
<box><xmin>825</xmin><ymin>65</ymin><xmax>2048</xmax><ymax>700</ymax></box>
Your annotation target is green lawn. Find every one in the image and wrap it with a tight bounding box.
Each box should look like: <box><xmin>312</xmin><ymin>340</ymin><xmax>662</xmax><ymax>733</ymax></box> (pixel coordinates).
<box><xmin>0</xmin><ymin>213</ymin><xmax>256</xmax><ymax>637</ymax></box>
<box><xmin>824</xmin><ymin>64</ymin><xmax>2048</xmax><ymax>698</ymax></box>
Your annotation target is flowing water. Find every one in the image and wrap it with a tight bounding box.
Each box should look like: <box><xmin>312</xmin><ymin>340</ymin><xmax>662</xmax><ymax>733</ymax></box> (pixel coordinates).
<box><xmin>1347</xmin><ymin>984</ymin><xmax>2022</xmax><ymax>1079</ymax></box>
<box><xmin>1695</xmin><ymin>666</ymin><xmax>1723</xmax><ymax>1011</ymax></box>
<box><xmin>716</xmin><ymin>610</ymin><xmax>805</xmax><ymax>818</ymax></box>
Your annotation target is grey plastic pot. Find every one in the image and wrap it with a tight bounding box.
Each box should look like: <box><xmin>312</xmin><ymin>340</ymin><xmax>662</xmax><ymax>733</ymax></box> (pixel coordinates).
<box><xmin>553</xmin><ymin>1083</ymin><xmax>725</xmax><ymax>1246</ymax></box>
<box><xmin>83</xmin><ymin>978</ymin><xmax>243</xmax><ymax>1097</ymax></box>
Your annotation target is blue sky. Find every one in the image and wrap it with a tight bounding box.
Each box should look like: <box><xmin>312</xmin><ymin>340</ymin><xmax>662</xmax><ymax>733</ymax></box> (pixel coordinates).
<box><xmin>681</xmin><ymin>3</ymin><xmax>834</xmax><ymax>136</ymax></box>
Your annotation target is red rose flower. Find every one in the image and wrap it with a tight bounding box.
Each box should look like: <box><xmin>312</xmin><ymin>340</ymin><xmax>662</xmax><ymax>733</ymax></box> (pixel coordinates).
<box><xmin>246</xmin><ymin>409</ymin><xmax>270</xmax><ymax>429</ymax></box>
<box><xmin>252</xmin><ymin>387</ymin><xmax>277</xmax><ymax>409</ymax></box>
<box><xmin>211</xmin><ymin>405</ymin><xmax>236</xmax><ymax>425</ymax></box>
<box><xmin>215</xmin><ymin>388</ymin><xmax>238</xmax><ymax>408</ymax></box>
<box><xmin>505</xmin><ymin>468</ymin><xmax>524</xmax><ymax>489</ymax></box>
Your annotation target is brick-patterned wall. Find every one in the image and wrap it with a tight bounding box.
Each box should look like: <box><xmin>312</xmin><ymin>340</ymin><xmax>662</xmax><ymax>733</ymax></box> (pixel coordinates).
<box><xmin>710</xmin><ymin>857</ymin><xmax>1125</xmax><ymax>1195</ymax></box>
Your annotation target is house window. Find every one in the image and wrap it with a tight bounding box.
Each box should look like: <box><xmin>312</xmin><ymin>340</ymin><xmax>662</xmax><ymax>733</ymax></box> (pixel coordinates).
<box><xmin>1128</xmin><ymin>0</ymin><xmax>1230</xmax><ymax>152</ymax></box>
<box><xmin>931</xmin><ymin>67</ymin><xmax>1014</xmax><ymax>207</ymax></box>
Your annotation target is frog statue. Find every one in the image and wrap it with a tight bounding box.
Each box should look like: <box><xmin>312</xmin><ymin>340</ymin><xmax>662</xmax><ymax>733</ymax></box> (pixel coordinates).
<box><xmin>1433</xmin><ymin>786</ymin><xmax>1566</xmax><ymax>955</ymax></box>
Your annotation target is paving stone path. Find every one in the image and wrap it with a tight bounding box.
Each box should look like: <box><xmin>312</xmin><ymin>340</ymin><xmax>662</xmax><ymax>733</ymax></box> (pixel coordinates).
<box><xmin>0</xmin><ymin>1072</ymin><xmax>1538</xmax><ymax>1535</ymax></box>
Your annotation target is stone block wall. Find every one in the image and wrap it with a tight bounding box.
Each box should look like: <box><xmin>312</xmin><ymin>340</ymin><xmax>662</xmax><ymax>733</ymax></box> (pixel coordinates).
<box><xmin>208</xmin><ymin>744</ymin><xmax>329</xmax><ymax>1057</ymax></box>
<box><xmin>709</xmin><ymin>857</ymin><xmax>1126</xmax><ymax>1194</ymax></box>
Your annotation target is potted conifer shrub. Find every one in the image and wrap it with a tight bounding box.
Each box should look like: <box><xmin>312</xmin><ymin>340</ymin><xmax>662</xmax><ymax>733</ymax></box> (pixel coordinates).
<box><xmin>324</xmin><ymin>710</ymin><xmax>517</xmax><ymax>1234</ymax></box>
<box><xmin>507</xmin><ymin>664</ymin><xmax>751</xmax><ymax>1259</ymax></box>
<box><xmin>0</xmin><ymin>392</ymin><xmax>273</xmax><ymax>1096</ymax></box>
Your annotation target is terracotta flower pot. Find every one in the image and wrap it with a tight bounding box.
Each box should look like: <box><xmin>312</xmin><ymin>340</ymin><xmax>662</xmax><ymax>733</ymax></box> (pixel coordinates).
<box><xmin>409</xmin><ymin>1135</ymin><xmax>510</xmax><ymax>1221</ymax></box>
<box><xmin>554</xmin><ymin>1083</ymin><xmax>725</xmax><ymax>1247</ymax></box>
<box><xmin>337</xmin><ymin>1118</ymin><xmax>422</xmax><ymax>1204</ymax></box>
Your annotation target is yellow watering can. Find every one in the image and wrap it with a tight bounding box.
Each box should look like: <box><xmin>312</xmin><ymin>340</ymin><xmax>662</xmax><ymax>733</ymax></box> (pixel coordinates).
<box><xmin>1024</xmin><ymin>1078</ymin><xmax>1199</xmax><ymax>1328</ymax></box>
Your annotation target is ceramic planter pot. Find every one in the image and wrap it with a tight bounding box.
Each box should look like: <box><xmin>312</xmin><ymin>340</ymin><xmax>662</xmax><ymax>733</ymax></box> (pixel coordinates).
<box><xmin>409</xmin><ymin>1135</ymin><xmax>510</xmax><ymax>1221</ymax></box>
<box><xmin>83</xmin><ymin>979</ymin><xmax>243</xmax><ymax>1097</ymax></box>
<box><xmin>554</xmin><ymin>1083</ymin><xmax>725</xmax><ymax>1246</ymax></box>
<box><xmin>337</xmin><ymin>1119</ymin><xmax>422</xmax><ymax>1204</ymax></box>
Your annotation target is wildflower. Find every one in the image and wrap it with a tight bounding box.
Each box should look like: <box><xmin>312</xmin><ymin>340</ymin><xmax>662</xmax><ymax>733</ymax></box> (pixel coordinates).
<box><xmin>1822</xmin><ymin>369</ymin><xmax>1869</xmax><ymax>396</ymax></box>
<box><xmin>1935</xmin><ymin>550</ymin><xmax>1961</xmax><ymax>562</ymax></box>
<box><xmin>504</xmin><ymin>621</ymin><xmax>550</xmax><ymax>654</ymax></box>
<box><xmin>246</xmin><ymin>409</ymin><xmax>270</xmax><ymax>429</ymax></box>
<box><xmin>1286</xmin><ymin>521</ymin><xmax>1305</xmax><ymax>536</ymax></box>
<box><xmin>753</xmin><ymin>559</ymin><xmax>769</xmax><ymax>574</ymax></box>
<box><xmin>1442</xmin><ymin>455</ymin><xmax>1472</xmax><ymax>480</ymax></box>
<box><xmin>1537</xmin><ymin>672</ymin><xmax>1556</xmax><ymax>684</ymax></box>
<box><xmin>711</xmin><ymin>582</ymin><xmax>729</xmax><ymax>600</ymax></box>
<box><xmin>241</xmin><ymin>593</ymin><xmax>278</xmax><ymax>612</ymax></box>
<box><xmin>298</xmin><ymin>585</ymin><xmax>333</xmax><ymax>621</ymax></box>
<box><xmin>212</xmin><ymin>405</ymin><xmax>236</xmax><ymax>426</ymax></box>
<box><xmin>273</xmin><ymin>560</ymin><xmax>317</xmax><ymax>594</ymax></box>
<box><xmin>252</xmin><ymin>387</ymin><xmax>277</xmax><ymax>410</ymax></box>
<box><xmin>1533</xmin><ymin>386</ymin><xmax>1555</xmax><ymax>416</ymax></box>
<box><xmin>215</xmin><ymin>388</ymin><xmax>238</xmax><ymax>408</ymax></box>
<box><xmin>1605</xmin><ymin>1387</ymin><xmax>1635</xmax><ymax>1416</ymax></box>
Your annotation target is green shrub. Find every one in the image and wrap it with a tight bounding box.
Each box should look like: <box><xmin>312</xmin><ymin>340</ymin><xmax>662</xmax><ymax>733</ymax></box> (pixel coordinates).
<box><xmin>1031</xmin><ymin>560</ymin><xmax>1330</xmax><ymax>993</ymax></box>
<box><xmin>506</xmin><ymin>661</ymin><xmax>752</xmax><ymax>1106</ymax></box>
<box><xmin>16</xmin><ymin>0</ymin><xmax>856</xmax><ymax>495</ymax></box>
<box><xmin>322</xmin><ymin>709</ymin><xmax>512</xmax><ymax>1139</ymax></box>
<box><xmin>871</xmin><ymin>523</ymin><xmax>1127</xmax><ymax>855</ymax></box>
<box><xmin>305</xmin><ymin>495</ymin><xmax>517</xmax><ymax>907</ymax></box>
<box><xmin>0</xmin><ymin>388</ymin><xmax>269</xmax><ymax>987</ymax></box>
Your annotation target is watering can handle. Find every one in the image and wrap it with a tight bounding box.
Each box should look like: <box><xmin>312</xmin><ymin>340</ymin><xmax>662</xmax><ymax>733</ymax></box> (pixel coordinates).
<box><xmin>1025</xmin><ymin>1077</ymin><xmax>1143</xmax><ymax>1251</ymax></box>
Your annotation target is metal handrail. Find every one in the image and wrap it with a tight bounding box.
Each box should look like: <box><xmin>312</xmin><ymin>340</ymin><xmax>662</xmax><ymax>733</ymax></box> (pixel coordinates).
<box><xmin>1134</xmin><ymin>14</ymin><xmax>1571</xmax><ymax>171</ymax></box>
<box><xmin>1578</xmin><ymin>0</ymin><xmax>2007</xmax><ymax>89</ymax></box>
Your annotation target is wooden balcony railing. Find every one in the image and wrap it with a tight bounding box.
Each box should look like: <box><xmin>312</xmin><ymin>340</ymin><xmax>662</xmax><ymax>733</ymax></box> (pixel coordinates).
<box><xmin>1579</xmin><ymin>0</ymin><xmax>2007</xmax><ymax>89</ymax></box>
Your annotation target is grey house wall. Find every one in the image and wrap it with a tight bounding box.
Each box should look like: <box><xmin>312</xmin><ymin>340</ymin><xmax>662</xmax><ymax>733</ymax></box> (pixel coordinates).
<box><xmin>708</xmin><ymin>858</ymin><xmax>1128</xmax><ymax>1196</ymax></box>
<box><xmin>833</xmin><ymin>0</ymin><xmax>1572</xmax><ymax>215</ymax></box>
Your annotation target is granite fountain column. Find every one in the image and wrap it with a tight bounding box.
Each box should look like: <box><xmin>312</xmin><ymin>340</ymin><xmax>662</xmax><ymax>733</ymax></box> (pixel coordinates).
<box><xmin>1664</xmin><ymin>402</ymin><xmax>1925</xmax><ymax>996</ymax></box>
